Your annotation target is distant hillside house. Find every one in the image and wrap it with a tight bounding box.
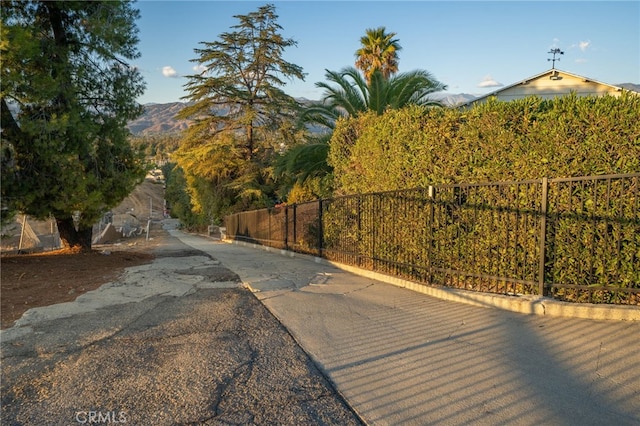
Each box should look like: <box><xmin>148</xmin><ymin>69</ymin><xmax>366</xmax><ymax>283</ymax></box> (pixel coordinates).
<box><xmin>464</xmin><ymin>68</ymin><xmax>629</xmax><ymax>107</ymax></box>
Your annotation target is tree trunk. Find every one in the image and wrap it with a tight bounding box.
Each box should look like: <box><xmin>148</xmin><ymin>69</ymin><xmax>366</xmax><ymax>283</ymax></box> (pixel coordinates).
<box><xmin>56</xmin><ymin>217</ymin><xmax>93</xmax><ymax>252</ymax></box>
<box><xmin>246</xmin><ymin>123</ymin><xmax>254</xmax><ymax>160</ymax></box>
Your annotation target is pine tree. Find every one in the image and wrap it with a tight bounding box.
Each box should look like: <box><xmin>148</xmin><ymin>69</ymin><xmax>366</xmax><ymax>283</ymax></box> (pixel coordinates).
<box><xmin>176</xmin><ymin>3</ymin><xmax>305</xmax><ymax>220</ymax></box>
<box><xmin>1</xmin><ymin>1</ymin><xmax>146</xmax><ymax>250</ymax></box>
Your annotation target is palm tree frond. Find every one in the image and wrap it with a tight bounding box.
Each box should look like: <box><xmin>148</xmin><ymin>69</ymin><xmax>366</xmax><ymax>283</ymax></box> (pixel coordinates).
<box><xmin>354</xmin><ymin>26</ymin><xmax>402</xmax><ymax>83</ymax></box>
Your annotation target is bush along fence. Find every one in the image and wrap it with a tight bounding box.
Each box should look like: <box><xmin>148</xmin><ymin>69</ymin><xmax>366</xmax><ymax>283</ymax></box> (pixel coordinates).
<box><xmin>224</xmin><ymin>173</ymin><xmax>640</xmax><ymax>305</ymax></box>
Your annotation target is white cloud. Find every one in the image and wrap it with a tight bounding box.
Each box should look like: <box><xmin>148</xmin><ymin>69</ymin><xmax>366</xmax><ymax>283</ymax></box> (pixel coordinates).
<box><xmin>162</xmin><ymin>66</ymin><xmax>178</xmax><ymax>78</ymax></box>
<box><xmin>575</xmin><ymin>58</ymin><xmax>588</xmax><ymax>64</ymax></box>
<box><xmin>579</xmin><ymin>40</ymin><xmax>591</xmax><ymax>52</ymax></box>
<box><xmin>477</xmin><ymin>75</ymin><xmax>503</xmax><ymax>88</ymax></box>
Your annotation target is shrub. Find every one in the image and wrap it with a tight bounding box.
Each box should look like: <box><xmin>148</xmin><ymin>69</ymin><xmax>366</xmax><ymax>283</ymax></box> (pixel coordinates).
<box><xmin>329</xmin><ymin>93</ymin><xmax>640</xmax><ymax>194</ymax></box>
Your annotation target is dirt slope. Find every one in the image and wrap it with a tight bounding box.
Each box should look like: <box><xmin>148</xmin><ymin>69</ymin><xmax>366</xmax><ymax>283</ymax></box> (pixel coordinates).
<box><xmin>111</xmin><ymin>175</ymin><xmax>166</xmax><ymax>220</ymax></box>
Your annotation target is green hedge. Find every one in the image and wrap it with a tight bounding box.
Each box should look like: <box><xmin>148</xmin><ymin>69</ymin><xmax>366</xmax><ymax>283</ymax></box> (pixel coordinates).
<box><xmin>329</xmin><ymin>93</ymin><xmax>640</xmax><ymax>194</ymax></box>
<box><xmin>324</xmin><ymin>93</ymin><xmax>639</xmax><ymax>303</ymax></box>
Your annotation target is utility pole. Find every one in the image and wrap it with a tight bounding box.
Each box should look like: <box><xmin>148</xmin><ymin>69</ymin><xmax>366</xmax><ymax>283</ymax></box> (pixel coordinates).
<box><xmin>548</xmin><ymin>48</ymin><xmax>564</xmax><ymax>69</ymax></box>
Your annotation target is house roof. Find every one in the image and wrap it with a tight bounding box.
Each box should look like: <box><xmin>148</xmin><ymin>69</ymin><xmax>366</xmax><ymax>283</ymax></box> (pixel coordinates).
<box><xmin>463</xmin><ymin>68</ymin><xmax>626</xmax><ymax>106</ymax></box>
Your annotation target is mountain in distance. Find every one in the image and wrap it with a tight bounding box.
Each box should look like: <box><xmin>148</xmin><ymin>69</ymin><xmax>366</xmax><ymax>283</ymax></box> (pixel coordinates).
<box><xmin>128</xmin><ymin>84</ymin><xmax>638</xmax><ymax>135</ymax></box>
<box><xmin>127</xmin><ymin>95</ymin><xmax>475</xmax><ymax>136</ymax></box>
<box><xmin>127</xmin><ymin>102</ymin><xmax>191</xmax><ymax>135</ymax></box>
<box><xmin>431</xmin><ymin>92</ymin><xmax>478</xmax><ymax>107</ymax></box>
<box><xmin>619</xmin><ymin>83</ymin><xmax>640</xmax><ymax>92</ymax></box>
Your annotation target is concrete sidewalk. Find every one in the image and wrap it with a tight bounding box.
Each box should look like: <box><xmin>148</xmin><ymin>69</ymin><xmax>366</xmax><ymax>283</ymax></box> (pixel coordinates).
<box><xmin>173</xmin><ymin>231</ymin><xmax>640</xmax><ymax>426</ymax></box>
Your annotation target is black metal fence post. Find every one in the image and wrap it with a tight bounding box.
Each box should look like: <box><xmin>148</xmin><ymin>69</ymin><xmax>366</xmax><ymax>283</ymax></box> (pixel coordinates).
<box><xmin>428</xmin><ymin>185</ymin><xmax>436</xmax><ymax>283</ymax></box>
<box><xmin>538</xmin><ymin>177</ymin><xmax>548</xmax><ymax>297</ymax></box>
<box><xmin>371</xmin><ymin>194</ymin><xmax>377</xmax><ymax>266</ymax></box>
<box><xmin>357</xmin><ymin>196</ymin><xmax>362</xmax><ymax>267</ymax></box>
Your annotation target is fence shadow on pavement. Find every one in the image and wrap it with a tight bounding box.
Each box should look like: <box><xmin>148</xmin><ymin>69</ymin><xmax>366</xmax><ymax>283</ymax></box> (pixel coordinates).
<box><xmin>309</xmin><ymin>284</ymin><xmax>640</xmax><ymax>425</ymax></box>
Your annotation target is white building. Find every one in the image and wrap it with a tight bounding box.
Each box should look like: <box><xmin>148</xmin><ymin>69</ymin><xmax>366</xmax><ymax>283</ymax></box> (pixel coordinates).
<box><xmin>464</xmin><ymin>68</ymin><xmax>629</xmax><ymax>107</ymax></box>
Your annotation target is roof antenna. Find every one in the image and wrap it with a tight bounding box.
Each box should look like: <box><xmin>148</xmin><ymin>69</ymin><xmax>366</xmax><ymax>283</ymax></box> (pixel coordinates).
<box><xmin>548</xmin><ymin>48</ymin><xmax>564</xmax><ymax>69</ymax></box>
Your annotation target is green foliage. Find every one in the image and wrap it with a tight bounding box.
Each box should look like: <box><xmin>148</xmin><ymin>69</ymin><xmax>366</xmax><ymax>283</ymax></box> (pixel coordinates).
<box><xmin>546</xmin><ymin>177</ymin><xmax>640</xmax><ymax>303</ymax></box>
<box><xmin>285</xmin><ymin>175</ymin><xmax>334</xmax><ymax>204</ymax></box>
<box><xmin>176</xmin><ymin>3</ymin><xmax>304</xmax><ymax>224</ymax></box>
<box><xmin>226</xmin><ymin>93</ymin><xmax>639</xmax><ymax>304</ymax></box>
<box><xmin>279</xmin><ymin>66</ymin><xmax>446</xmax><ymax>202</ymax></box>
<box><xmin>317</xmin><ymin>174</ymin><xmax>638</xmax><ymax>304</ymax></box>
<box><xmin>130</xmin><ymin>134</ymin><xmax>181</xmax><ymax>165</ymax></box>
<box><xmin>322</xmin><ymin>93</ymin><xmax>640</xmax><ymax>303</ymax></box>
<box><xmin>312</xmin><ymin>67</ymin><xmax>446</xmax><ymax>123</ymax></box>
<box><xmin>330</xmin><ymin>93</ymin><xmax>640</xmax><ymax>195</ymax></box>
<box><xmin>162</xmin><ymin>163</ymin><xmax>193</xmax><ymax>223</ymax></box>
<box><xmin>273</xmin><ymin>137</ymin><xmax>334</xmax><ymax>201</ymax></box>
<box><xmin>1</xmin><ymin>1</ymin><xmax>147</xmax><ymax>248</ymax></box>
<box><xmin>355</xmin><ymin>26</ymin><xmax>402</xmax><ymax>82</ymax></box>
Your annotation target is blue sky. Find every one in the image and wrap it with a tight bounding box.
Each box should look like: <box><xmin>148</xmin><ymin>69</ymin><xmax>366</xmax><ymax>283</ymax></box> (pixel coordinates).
<box><xmin>134</xmin><ymin>1</ymin><xmax>640</xmax><ymax>104</ymax></box>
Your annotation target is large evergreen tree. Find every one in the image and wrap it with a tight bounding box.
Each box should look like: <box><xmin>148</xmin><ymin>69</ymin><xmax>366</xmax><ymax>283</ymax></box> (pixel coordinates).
<box><xmin>1</xmin><ymin>1</ymin><xmax>146</xmax><ymax>250</ymax></box>
<box><xmin>176</xmin><ymin>3</ymin><xmax>305</xmax><ymax>221</ymax></box>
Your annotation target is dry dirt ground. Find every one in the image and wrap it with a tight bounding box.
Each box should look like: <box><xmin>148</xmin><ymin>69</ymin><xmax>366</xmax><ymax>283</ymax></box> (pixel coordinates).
<box><xmin>1</xmin><ymin>179</ymin><xmax>165</xmax><ymax>330</ymax></box>
<box><xmin>1</xmin><ymin>181</ymin><xmax>363</xmax><ymax>425</ymax></box>
<box><xmin>0</xmin><ymin>235</ymin><xmax>157</xmax><ymax>330</ymax></box>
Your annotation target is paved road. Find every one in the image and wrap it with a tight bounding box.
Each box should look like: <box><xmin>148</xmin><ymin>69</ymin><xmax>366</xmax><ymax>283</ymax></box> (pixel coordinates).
<box><xmin>174</xmin><ymin>231</ymin><xmax>640</xmax><ymax>426</ymax></box>
<box><xmin>1</xmin><ymin>228</ymin><xmax>362</xmax><ymax>425</ymax></box>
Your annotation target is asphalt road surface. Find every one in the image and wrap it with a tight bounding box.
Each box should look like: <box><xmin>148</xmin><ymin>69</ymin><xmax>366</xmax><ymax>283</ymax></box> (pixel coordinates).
<box><xmin>0</xmin><ymin>230</ymin><xmax>363</xmax><ymax>425</ymax></box>
<box><xmin>176</xmin><ymin>232</ymin><xmax>640</xmax><ymax>426</ymax></box>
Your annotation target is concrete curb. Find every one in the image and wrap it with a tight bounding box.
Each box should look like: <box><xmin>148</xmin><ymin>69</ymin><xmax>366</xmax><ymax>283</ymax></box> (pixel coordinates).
<box><xmin>223</xmin><ymin>239</ymin><xmax>640</xmax><ymax>321</ymax></box>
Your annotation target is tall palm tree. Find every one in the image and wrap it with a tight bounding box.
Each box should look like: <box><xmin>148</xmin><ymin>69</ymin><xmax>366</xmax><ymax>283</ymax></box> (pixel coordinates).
<box><xmin>277</xmin><ymin>67</ymin><xmax>446</xmax><ymax>190</ymax></box>
<box><xmin>355</xmin><ymin>27</ymin><xmax>402</xmax><ymax>83</ymax></box>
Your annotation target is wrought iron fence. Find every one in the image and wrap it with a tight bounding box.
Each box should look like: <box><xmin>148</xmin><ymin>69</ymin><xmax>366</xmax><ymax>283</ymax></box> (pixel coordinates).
<box><xmin>225</xmin><ymin>173</ymin><xmax>640</xmax><ymax>305</ymax></box>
